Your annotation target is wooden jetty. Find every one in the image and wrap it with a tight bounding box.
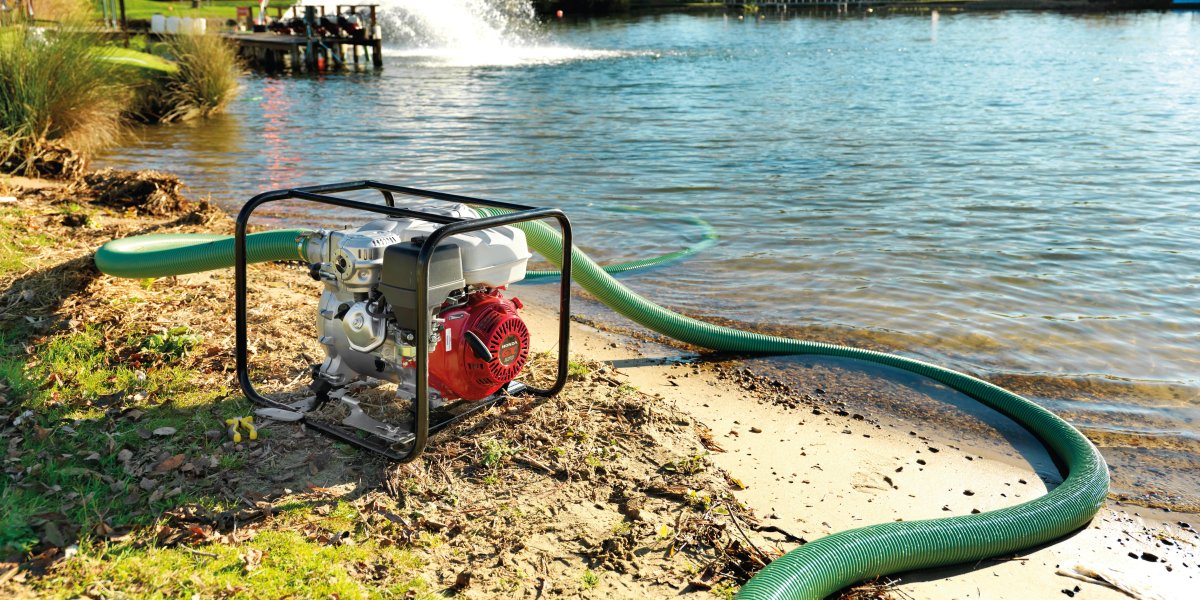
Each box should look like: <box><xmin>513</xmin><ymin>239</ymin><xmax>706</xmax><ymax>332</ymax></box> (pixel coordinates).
<box><xmin>223</xmin><ymin>32</ymin><xmax>383</xmax><ymax>72</ymax></box>
<box><xmin>221</xmin><ymin>4</ymin><xmax>384</xmax><ymax>73</ymax></box>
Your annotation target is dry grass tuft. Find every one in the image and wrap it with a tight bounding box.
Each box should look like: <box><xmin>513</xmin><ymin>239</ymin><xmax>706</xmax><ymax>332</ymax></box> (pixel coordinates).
<box><xmin>140</xmin><ymin>34</ymin><xmax>240</xmax><ymax>123</ymax></box>
<box><xmin>0</xmin><ymin>24</ymin><xmax>130</xmax><ymax>177</ymax></box>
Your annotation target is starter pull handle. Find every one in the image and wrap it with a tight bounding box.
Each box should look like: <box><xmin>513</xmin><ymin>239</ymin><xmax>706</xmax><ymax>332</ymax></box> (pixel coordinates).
<box><xmin>464</xmin><ymin>330</ymin><xmax>494</xmax><ymax>362</ymax></box>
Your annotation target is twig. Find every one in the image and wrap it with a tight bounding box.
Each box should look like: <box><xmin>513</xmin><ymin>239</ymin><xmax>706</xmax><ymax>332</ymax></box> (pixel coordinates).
<box><xmin>515</xmin><ymin>453</ymin><xmax>555</xmax><ymax>474</ymax></box>
<box><xmin>183</xmin><ymin>547</ymin><xmax>218</xmax><ymax>558</ymax></box>
<box><xmin>725</xmin><ymin>503</ymin><xmax>771</xmax><ymax>566</ymax></box>
<box><xmin>753</xmin><ymin>524</ymin><xmax>807</xmax><ymax>544</ymax></box>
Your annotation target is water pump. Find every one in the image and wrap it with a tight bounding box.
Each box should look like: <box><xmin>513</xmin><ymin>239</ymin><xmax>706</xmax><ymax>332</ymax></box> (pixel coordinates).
<box><xmin>306</xmin><ymin>204</ymin><xmax>532</xmax><ymax>403</ymax></box>
<box><xmin>234</xmin><ymin>182</ymin><xmax>572</xmax><ymax>461</ymax></box>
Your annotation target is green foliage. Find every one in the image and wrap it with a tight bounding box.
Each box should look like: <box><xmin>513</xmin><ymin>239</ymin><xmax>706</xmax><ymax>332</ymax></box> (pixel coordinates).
<box><xmin>0</xmin><ymin>21</ymin><xmax>238</xmax><ymax>173</ymax></box>
<box><xmin>580</xmin><ymin>567</ymin><xmax>600</xmax><ymax>589</ymax></box>
<box><xmin>140</xmin><ymin>326</ymin><xmax>202</xmax><ymax>359</ymax></box>
<box><xmin>711</xmin><ymin>582</ymin><xmax>739</xmax><ymax>600</ymax></box>
<box><xmin>567</xmin><ymin>359</ymin><xmax>591</xmax><ymax>379</ymax></box>
<box><xmin>479</xmin><ymin>437</ymin><xmax>518</xmax><ymax>469</ymax></box>
<box><xmin>662</xmin><ymin>451</ymin><xmax>709</xmax><ymax>475</ymax></box>
<box><xmin>0</xmin><ymin>24</ymin><xmax>129</xmax><ymax>175</ymax></box>
<box><xmin>0</xmin><ymin>207</ymin><xmax>54</xmax><ymax>273</ymax></box>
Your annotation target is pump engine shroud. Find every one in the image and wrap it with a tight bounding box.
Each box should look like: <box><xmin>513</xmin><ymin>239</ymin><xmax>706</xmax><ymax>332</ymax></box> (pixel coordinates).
<box><xmin>235</xmin><ymin>181</ymin><xmax>572</xmax><ymax>462</ymax></box>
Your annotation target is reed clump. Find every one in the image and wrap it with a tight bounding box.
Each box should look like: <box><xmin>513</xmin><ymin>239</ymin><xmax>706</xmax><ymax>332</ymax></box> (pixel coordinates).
<box><xmin>0</xmin><ymin>25</ymin><xmax>129</xmax><ymax>177</ymax></box>
<box><xmin>137</xmin><ymin>34</ymin><xmax>240</xmax><ymax>124</ymax></box>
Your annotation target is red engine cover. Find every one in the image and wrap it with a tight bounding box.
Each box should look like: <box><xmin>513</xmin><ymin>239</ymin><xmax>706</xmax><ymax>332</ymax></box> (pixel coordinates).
<box><xmin>429</xmin><ymin>289</ymin><xmax>530</xmax><ymax>401</ymax></box>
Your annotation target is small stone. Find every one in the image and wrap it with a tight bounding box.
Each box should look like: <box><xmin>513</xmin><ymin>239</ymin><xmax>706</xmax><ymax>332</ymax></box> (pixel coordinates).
<box><xmin>204</xmin><ymin>429</ymin><xmax>222</xmax><ymax>441</ymax></box>
<box><xmin>451</xmin><ymin>570</ymin><xmax>473</xmax><ymax>591</ymax></box>
<box><xmin>139</xmin><ymin>477</ymin><xmax>157</xmax><ymax>491</ymax></box>
<box><xmin>152</xmin><ymin>427</ymin><xmax>176</xmax><ymax>436</ymax></box>
<box><xmin>749</xmin><ymin>427</ymin><xmax>762</xmax><ymax>434</ymax></box>
<box><xmin>963</xmin><ymin>490</ymin><xmax>975</xmax><ymax>496</ymax></box>
<box><xmin>1141</xmin><ymin>552</ymin><xmax>1159</xmax><ymax>562</ymax></box>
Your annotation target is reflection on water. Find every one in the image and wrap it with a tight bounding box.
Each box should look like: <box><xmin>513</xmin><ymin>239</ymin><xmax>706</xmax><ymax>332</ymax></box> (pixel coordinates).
<box><xmin>99</xmin><ymin>10</ymin><xmax>1200</xmax><ymax>508</ymax></box>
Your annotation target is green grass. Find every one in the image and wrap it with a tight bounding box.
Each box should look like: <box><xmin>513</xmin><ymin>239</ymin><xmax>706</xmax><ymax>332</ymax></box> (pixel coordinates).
<box><xmin>0</xmin><ymin>323</ymin><xmax>245</xmax><ymax>558</ymax></box>
<box><xmin>41</xmin><ymin>530</ymin><xmax>431</xmax><ymax>599</ymax></box>
<box><xmin>116</xmin><ymin>0</ymin><xmax>249</xmax><ymax>21</ymax></box>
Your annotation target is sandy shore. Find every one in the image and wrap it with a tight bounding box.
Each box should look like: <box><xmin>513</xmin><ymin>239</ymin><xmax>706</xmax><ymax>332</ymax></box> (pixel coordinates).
<box><xmin>515</xmin><ymin>284</ymin><xmax>1199</xmax><ymax>598</ymax></box>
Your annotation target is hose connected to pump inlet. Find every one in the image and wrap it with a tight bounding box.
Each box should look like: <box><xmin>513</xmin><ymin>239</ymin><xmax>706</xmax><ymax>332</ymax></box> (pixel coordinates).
<box><xmin>94</xmin><ymin>214</ymin><xmax>1108</xmax><ymax>600</ymax></box>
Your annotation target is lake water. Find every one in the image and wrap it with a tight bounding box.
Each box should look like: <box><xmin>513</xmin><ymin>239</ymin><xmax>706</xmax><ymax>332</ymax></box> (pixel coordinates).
<box><xmin>98</xmin><ymin>8</ymin><xmax>1200</xmax><ymax>509</ymax></box>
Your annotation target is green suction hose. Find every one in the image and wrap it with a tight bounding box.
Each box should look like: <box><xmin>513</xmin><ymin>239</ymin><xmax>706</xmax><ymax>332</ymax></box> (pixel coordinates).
<box><xmin>471</xmin><ymin>208</ymin><xmax>1110</xmax><ymax>600</ymax></box>
<box><xmin>524</xmin><ymin>207</ymin><xmax>718</xmax><ymax>280</ymax></box>
<box><xmin>95</xmin><ymin>216</ymin><xmax>1108</xmax><ymax>600</ymax></box>
<box><xmin>94</xmin><ymin>229</ymin><xmax>309</xmax><ymax>279</ymax></box>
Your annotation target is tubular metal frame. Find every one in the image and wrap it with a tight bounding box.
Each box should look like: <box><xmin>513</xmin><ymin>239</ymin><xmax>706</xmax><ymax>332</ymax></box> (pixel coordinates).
<box><xmin>235</xmin><ymin>181</ymin><xmax>572</xmax><ymax>461</ymax></box>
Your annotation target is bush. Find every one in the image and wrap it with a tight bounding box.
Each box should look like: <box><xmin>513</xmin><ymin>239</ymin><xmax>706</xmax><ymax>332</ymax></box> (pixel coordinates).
<box><xmin>135</xmin><ymin>34</ymin><xmax>240</xmax><ymax>123</ymax></box>
<box><xmin>0</xmin><ymin>25</ymin><xmax>130</xmax><ymax>176</ymax></box>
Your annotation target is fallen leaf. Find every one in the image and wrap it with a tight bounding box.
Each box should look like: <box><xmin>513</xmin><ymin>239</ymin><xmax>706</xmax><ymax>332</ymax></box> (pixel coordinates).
<box><xmin>94</xmin><ymin>391</ymin><xmax>125</xmax><ymax>407</ymax></box>
<box><xmin>154</xmin><ymin>454</ymin><xmax>185</xmax><ymax>473</ymax></box>
<box><xmin>117</xmin><ymin>449</ymin><xmax>133</xmax><ymax>463</ymax></box>
<box><xmin>239</xmin><ymin>548</ymin><xmax>265</xmax><ymax>572</ymax></box>
<box><xmin>309</xmin><ymin>451</ymin><xmax>332</xmax><ymax>471</ymax></box>
<box><xmin>42</xmin><ymin>522</ymin><xmax>65</xmax><ymax>548</ymax></box>
<box><xmin>0</xmin><ymin>562</ymin><xmax>18</xmax><ymax>585</ymax></box>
